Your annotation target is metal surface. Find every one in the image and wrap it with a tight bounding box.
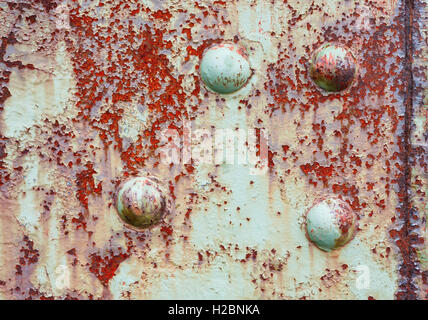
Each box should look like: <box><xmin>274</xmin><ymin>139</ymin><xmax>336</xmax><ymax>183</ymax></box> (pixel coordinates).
<box><xmin>308</xmin><ymin>43</ymin><xmax>357</xmax><ymax>92</ymax></box>
<box><xmin>115</xmin><ymin>176</ymin><xmax>168</xmax><ymax>229</ymax></box>
<box><xmin>306</xmin><ymin>198</ymin><xmax>358</xmax><ymax>252</ymax></box>
<box><xmin>200</xmin><ymin>42</ymin><xmax>251</xmax><ymax>94</ymax></box>
<box><xmin>0</xmin><ymin>0</ymin><xmax>426</xmax><ymax>300</ymax></box>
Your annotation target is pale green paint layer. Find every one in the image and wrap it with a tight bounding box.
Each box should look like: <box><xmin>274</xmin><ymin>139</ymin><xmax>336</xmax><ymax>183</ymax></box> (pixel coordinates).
<box><xmin>200</xmin><ymin>44</ymin><xmax>251</xmax><ymax>94</ymax></box>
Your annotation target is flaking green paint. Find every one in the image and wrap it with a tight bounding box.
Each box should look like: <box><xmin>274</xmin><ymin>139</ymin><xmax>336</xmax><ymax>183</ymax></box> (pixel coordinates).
<box><xmin>116</xmin><ymin>177</ymin><xmax>167</xmax><ymax>229</ymax></box>
<box><xmin>200</xmin><ymin>43</ymin><xmax>251</xmax><ymax>94</ymax></box>
<box><xmin>306</xmin><ymin>198</ymin><xmax>357</xmax><ymax>252</ymax></box>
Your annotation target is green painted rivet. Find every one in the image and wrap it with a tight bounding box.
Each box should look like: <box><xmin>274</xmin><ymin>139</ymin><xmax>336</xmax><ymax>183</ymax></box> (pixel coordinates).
<box><xmin>115</xmin><ymin>176</ymin><xmax>167</xmax><ymax>229</ymax></box>
<box><xmin>309</xmin><ymin>43</ymin><xmax>357</xmax><ymax>92</ymax></box>
<box><xmin>200</xmin><ymin>42</ymin><xmax>251</xmax><ymax>94</ymax></box>
<box><xmin>306</xmin><ymin>198</ymin><xmax>358</xmax><ymax>252</ymax></box>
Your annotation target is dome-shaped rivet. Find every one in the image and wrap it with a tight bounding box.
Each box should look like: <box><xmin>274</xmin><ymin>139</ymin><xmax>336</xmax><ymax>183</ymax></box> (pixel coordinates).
<box><xmin>306</xmin><ymin>198</ymin><xmax>357</xmax><ymax>252</ymax></box>
<box><xmin>200</xmin><ymin>42</ymin><xmax>251</xmax><ymax>94</ymax></box>
<box><xmin>115</xmin><ymin>176</ymin><xmax>167</xmax><ymax>229</ymax></box>
<box><xmin>309</xmin><ymin>43</ymin><xmax>357</xmax><ymax>92</ymax></box>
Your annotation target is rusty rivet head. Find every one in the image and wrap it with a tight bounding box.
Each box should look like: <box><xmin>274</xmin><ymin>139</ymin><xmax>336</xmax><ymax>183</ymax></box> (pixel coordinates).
<box><xmin>309</xmin><ymin>43</ymin><xmax>357</xmax><ymax>92</ymax></box>
<box><xmin>306</xmin><ymin>198</ymin><xmax>357</xmax><ymax>252</ymax></box>
<box><xmin>115</xmin><ymin>176</ymin><xmax>168</xmax><ymax>229</ymax></box>
<box><xmin>200</xmin><ymin>42</ymin><xmax>251</xmax><ymax>94</ymax></box>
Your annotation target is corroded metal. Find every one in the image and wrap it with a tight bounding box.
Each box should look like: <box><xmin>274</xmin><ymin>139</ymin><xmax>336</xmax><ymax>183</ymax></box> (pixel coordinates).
<box><xmin>0</xmin><ymin>0</ymin><xmax>425</xmax><ymax>301</ymax></box>
<box><xmin>306</xmin><ymin>198</ymin><xmax>357</xmax><ymax>252</ymax></box>
<box><xmin>308</xmin><ymin>43</ymin><xmax>357</xmax><ymax>92</ymax></box>
<box><xmin>410</xmin><ymin>0</ymin><xmax>428</xmax><ymax>300</ymax></box>
<box><xmin>200</xmin><ymin>42</ymin><xmax>251</xmax><ymax>94</ymax></box>
<box><xmin>115</xmin><ymin>176</ymin><xmax>168</xmax><ymax>229</ymax></box>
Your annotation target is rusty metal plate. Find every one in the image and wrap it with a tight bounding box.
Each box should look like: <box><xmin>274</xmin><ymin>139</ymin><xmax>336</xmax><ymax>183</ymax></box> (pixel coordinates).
<box><xmin>0</xmin><ymin>0</ymin><xmax>426</xmax><ymax>300</ymax></box>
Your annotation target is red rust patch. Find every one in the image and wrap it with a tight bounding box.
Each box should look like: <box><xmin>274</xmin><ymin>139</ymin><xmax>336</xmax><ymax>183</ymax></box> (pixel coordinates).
<box><xmin>89</xmin><ymin>251</ymin><xmax>130</xmax><ymax>286</ymax></box>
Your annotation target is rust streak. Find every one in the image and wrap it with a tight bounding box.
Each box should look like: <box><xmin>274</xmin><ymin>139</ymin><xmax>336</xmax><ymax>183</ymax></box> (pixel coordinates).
<box><xmin>395</xmin><ymin>0</ymin><xmax>419</xmax><ymax>300</ymax></box>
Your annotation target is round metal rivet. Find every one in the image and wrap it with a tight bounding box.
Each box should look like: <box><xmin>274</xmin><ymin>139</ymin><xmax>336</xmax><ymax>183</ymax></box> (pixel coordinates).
<box><xmin>115</xmin><ymin>176</ymin><xmax>167</xmax><ymax>229</ymax></box>
<box><xmin>200</xmin><ymin>42</ymin><xmax>251</xmax><ymax>94</ymax></box>
<box><xmin>309</xmin><ymin>43</ymin><xmax>357</xmax><ymax>92</ymax></box>
<box><xmin>306</xmin><ymin>198</ymin><xmax>357</xmax><ymax>252</ymax></box>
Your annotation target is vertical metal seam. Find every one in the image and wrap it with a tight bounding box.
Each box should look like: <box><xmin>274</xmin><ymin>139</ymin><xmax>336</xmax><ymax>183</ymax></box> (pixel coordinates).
<box><xmin>398</xmin><ymin>0</ymin><xmax>419</xmax><ymax>300</ymax></box>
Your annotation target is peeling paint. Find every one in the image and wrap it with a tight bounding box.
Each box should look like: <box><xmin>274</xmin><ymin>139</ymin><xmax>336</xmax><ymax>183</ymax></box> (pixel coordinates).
<box><xmin>0</xmin><ymin>0</ymin><xmax>425</xmax><ymax>300</ymax></box>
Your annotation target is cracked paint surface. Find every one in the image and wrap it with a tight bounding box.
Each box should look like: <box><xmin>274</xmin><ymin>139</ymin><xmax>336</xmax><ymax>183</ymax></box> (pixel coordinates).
<box><xmin>0</xmin><ymin>0</ymin><xmax>426</xmax><ymax>300</ymax></box>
